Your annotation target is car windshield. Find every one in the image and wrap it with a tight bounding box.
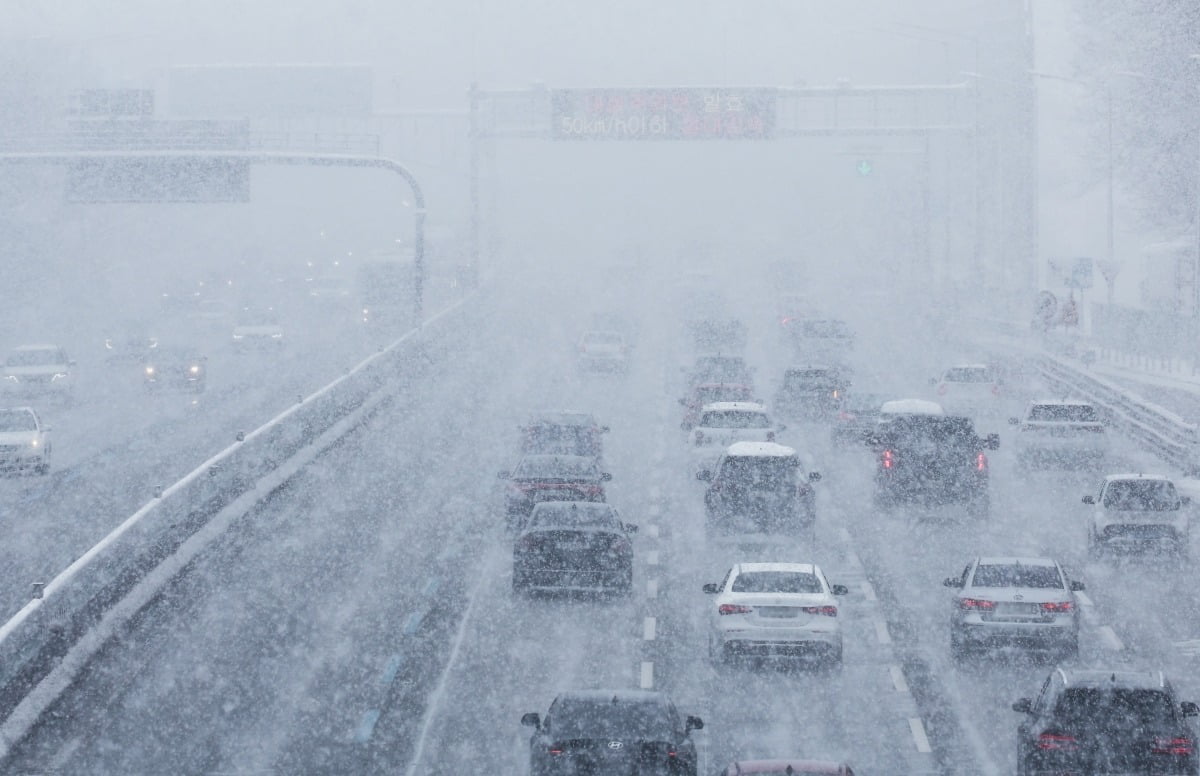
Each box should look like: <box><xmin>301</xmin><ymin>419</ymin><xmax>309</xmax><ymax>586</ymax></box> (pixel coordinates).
<box><xmin>0</xmin><ymin>411</ymin><xmax>36</xmax><ymax>432</ymax></box>
<box><xmin>583</xmin><ymin>332</ymin><xmax>622</xmax><ymax>345</ymax></box>
<box><xmin>550</xmin><ymin>699</ymin><xmax>672</xmax><ymax>739</ymax></box>
<box><xmin>1028</xmin><ymin>404</ymin><xmax>1099</xmax><ymax>422</ymax></box>
<box><xmin>1102</xmin><ymin>480</ymin><xmax>1179</xmax><ymax>510</ymax></box>
<box><xmin>6</xmin><ymin>349</ymin><xmax>64</xmax><ymax>367</ymax></box>
<box><xmin>694</xmin><ymin>386</ymin><xmax>750</xmax><ymax>404</ymax></box>
<box><xmin>514</xmin><ymin>457</ymin><xmax>597</xmax><ymax>479</ymax></box>
<box><xmin>971</xmin><ymin>564</ymin><xmax>1063</xmax><ymax>589</ymax></box>
<box><xmin>150</xmin><ymin>348</ymin><xmax>203</xmax><ymax>364</ymax></box>
<box><xmin>1054</xmin><ymin>688</ymin><xmax>1176</xmax><ymax>730</ymax></box>
<box><xmin>731</xmin><ymin>571</ymin><xmax>822</xmax><ymax>594</ymax></box>
<box><xmin>523</xmin><ymin>425</ymin><xmax>600</xmax><ymax>455</ymax></box>
<box><xmin>718</xmin><ymin>456</ymin><xmax>797</xmax><ymax>488</ymax></box>
<box><xmin>700</xmin><ymin>411</ymin><xmax>769</xmax><ymax>429</ymax></box>
<box><xmin>943</xmin><ymin>366</ymin><xmax>993</xmax><ymax>383</ymax></box>
<box><xmin>530</xmin><ymin>503</ymin><xmax>617</xmax><ymax>529</ymax></box>
<box><xmin>693</xmin><ymin>358</ymin><xmax>749</xmax><ymax>381</ymax></box>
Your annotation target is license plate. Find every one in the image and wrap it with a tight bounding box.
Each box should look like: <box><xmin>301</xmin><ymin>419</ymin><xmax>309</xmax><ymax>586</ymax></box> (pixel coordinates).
<box><xmin>758</xmin><ymin>607</ymin><xmax>799</xmax><ymax>618</ymax></box>
<box><xmin>997</xmin><ymin>602</ymin><xmax>1040</xmax><ymax>617</ymax></box>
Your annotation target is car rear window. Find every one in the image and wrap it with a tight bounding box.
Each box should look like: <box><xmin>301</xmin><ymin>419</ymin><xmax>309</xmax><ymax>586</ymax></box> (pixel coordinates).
<box><xmin>731</xmin><ymin>571</ymin><xmax>822</xmax><ymax>594</ymax></box>
<box><xmin>801</xmin><ymin>320</ymin><xmax>851</xmax><ymax>338</ymax></box>
<box><xmin>1054</xmin><ymin>688</ymin><xmax>1176</xmax><ymax>729</ymax></box>
<box><xmin>888</xmin><ymin>416</ymin><xmax>977</xmax><ymax>449</ymax></box>
<box><xmin>718</xmin><ymin>456</ymin><xmax>798</xmax><ymax>487</ymax></box>
<box><xmin>700</xmin><ymin>411</ymin><xmax>770</xmax><ymax>429</ymax></box>
<box><xmin>550</xmin><ymin>699</ymin><xmax>672</xmax><ymax>739</ymax></box>
<box><xmin>514</xmin><ymin>457</ymin><xmax>598</xmax><ymax>479</ymax></box>
<box><xmin>943</xmin><ymin>367</ymin><xmax>994</xmax><ymax>383</ymax></box>
<box><xmin>1102</xmin><ymin>480</ymin><xmax>1180</xmax><ymax>511</ymax></box>
<box><xmin>971</xmin><ymin>564</ymin><xmax>1063</xmax><ymax>589</ymax></box>
<box><xmin>1028</xmin><ymin>404</ymin><xmax>1099</xmax><ymax>423</ymax></box>
<box><xmin>6</xmin><ymin>349</ymin><xmax>64</xmax><ymax>367</ymax></box>
<box><xmin>530</xmin><ymin>503</ymin><xmax>618</xmax><ymax>529</ymax></box>
<box><xmin>695</xmin><ymin>386</ymin><xmax>751</xmax><ymax>404</ymax></box>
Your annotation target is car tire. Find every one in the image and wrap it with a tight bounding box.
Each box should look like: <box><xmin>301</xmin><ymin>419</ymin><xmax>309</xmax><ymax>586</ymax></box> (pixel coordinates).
<box><xmin>1060</xmin><ymin>637</ymin><xmax>1079</xmax><ymax>662</ymax></box>
<box><xmin>34</xmin><ymin>461</ymin><xmax>49</xmax><ymax>476</ymax></box>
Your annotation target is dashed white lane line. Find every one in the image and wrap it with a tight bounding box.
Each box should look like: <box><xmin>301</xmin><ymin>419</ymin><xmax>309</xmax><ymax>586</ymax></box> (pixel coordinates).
<box><xmin>647</xmin><ymin>550</ymin><xmax>660</xmax><ymax>566</ymax></box>
<box><xmin>1098</xmin><ymin>625</ymin><xmax>1125</xmax><ymax>652</ymax></box>
<box><xmin>643</xmin><ymin>617</ymin><xmax>657</xmax><ymax>641</ymax></box>
<box><xmin>1075</xmin><ymin>590</ymin><xmax>1094</xmax><ymax>607</ymax></box>
<box><xmin>874</xmin><ymin>616</ymin><xmax>892</xmax><ymax>645</ymax></box>
<box><xmin>890</xmin><ymin>664</ymin><xmax>909</xmax><ymax>693</ymax></box>
<box><xmin>861</xmin><ymin>580</ymin><xmax>877</xmax><ymax>602</ymax></box>
<box><xmin>646</xmin><ymin>579</ymin><xmax>659</xmax><ymax>599</ymax></box>
<box><xmin>908</xmin><ymin>717</ymin><xmax>933</xmax><ymax>754</ymax></box>
<box><xmin>646</xmin><ymin>524</ymin><xmax>660</xmax><ymax>539</ymax></box>
<box><xmin>640</xmin><ymin>661</ymin><xmax>654</xmax><ymax>689</ymax></box>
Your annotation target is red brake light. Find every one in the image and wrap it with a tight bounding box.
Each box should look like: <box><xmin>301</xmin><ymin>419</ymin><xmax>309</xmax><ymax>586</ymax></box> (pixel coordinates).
<box><xmin>1152</xmin><ymin>737</ymin><xmax>1194</xmax><ymax>755</ymax></box>
<box><xmin>1036</xmin><ymin>733</ymin><xmax>1078</xmax><ymax>751</ymax></box>
<box><xmin>882</xmin><ymin>449</ymin><xmax>895</xmax><ymax>469</ymax></box>
<box><xmin>937</xmin><ymin>383</ymin><xmax>948</xmax><ymax>395</ymax></box>
<box><xmin>549</xmin><ymin>747</ymin><xmax>564</xmax><ymax>755</ymax></box>
<box><xmin>718</xmin><ymin>604</ymin><xmax>752</xmax><ymax>615</ymax></box>
<box><xmin>837</xmin><ymin>411</ymin><xmax>854</xmax><ymax>421</ymax></box>
<box><xmin>975</xmin><ymin>452</ymin><xmax>987</xmax><ymax>471</ymax></box>
<box><xmin>801</xmin><ymin>605</ymin><xmax>838</xmax><ymax>617</ymax></box>
<box><xmin>1041</xmin><ymin>601</ymin><xmax>1074</xmax><ymax>613</ymax></box>
<box><xmin>991</xmin><ymin>383</ymin><xmax>1001</xmax><ymax>396</ymax></box>
<box><xmin>960</xmin><ymin>598</ymin><xmax>996</xmax><ymax>610</ymax></box>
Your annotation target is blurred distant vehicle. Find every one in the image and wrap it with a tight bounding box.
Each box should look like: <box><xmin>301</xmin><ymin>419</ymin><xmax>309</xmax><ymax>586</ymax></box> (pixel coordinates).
<box><xmin>520</xmin><ymin>412</ymin><xmax>608</xmax><ymax>459</ymax></box>
<box><xmin>1010</xmin><ymin>400</ymin><xmax>1108</xmax><ymax>469</ymax></box>
<box><xmin>931</xmin><ymin>364</ymin><xmax>1003</xmax><ymax>417</ymax></box>
<box><xmin>498</xmin><ymin>454</ymin><xmax>612</xmax><ymax>531</ymax></box>
<box><xmin>1</xmin><ymin>345</ymin><xmax>75</xmax><ymax>404</ymax></box>
<box><xmin>774</xmin><ymin>366</ymin><xmax>850</xmax><ymax>422</ymax></box>
<box><xmin>307</xmin><ymin>274</ymin><xmax>353</xmax><ymax>302</ymax></box>
<box><xmin>356</xmin><ymin>259</ymin><xmax>414</xmax><ymax>327</ymax></box>
<box><xmin>0</xmin><ymin>407</ymin><xmax>50</xmax><ymax>476</ymax></box>
<box><xmin>687</xmin><ymin>318</ymin><xmax>747</xmax><ymax>352</ymax></box>
<box><xmin>699</xmin><ymin>442</ymin><xmax>818</xmax><ymax>537</ymax></box>
<box><xmin>576</xmin><ymin>330</ymin><xmax>630</xmax><ymax>373</ymax></box>
<box><xmin>684</xmin><ymin>354</ymin><xmax>754</xmax><ymax>390</ymax></box>
<box><xmin>1085</xmin><ymin>474</ymin><xmax>1190</xmax><ymax>559</ymax></box>
<box><xmin>943</xmin><ymin>556</ymin><xmax>1083</xmax><ymax>660</ymax></box>
<box><xmin>522</xmin><ymin>690</ymin><xmax>702</xmax><ymax>776</ymax></box>
<box><xmin>103</xmin><ymin>323</ymin><xmax>158</xmax><ymax>364</ymax></box>
<box><xmin>144</xmin><ymin>347</ymin><xmax>207</xmax><ymax>393</ymax></box>
<box><xmin>690</xmin><ymin>402</ymin><xmax>782</xmax><ymax>452</ymax></box>
<box><xmin>830</xmin><ymin>392</ymin><xmax>890</xmax><ymax>446</ymax></box>
<box><xmin>680</xmin><ymin>382</ymin><xmax>755</xmax><ymax>430</ymax></box>
<box><xmin>511</xmin><ymin>502</ymin><xmax>636</xmax><ymax>595</ymax></box>
<box><xmin>231</xmin><ymin>306</ymin><xmax>284</xmax><ymax>350</ymax></box>
<box><xmin>589</xmin><ymin>312</ymin><xmax>638</xmax><ymax>345</ymax></box>
<box><xmin>703</xmin><ymin>562</ymin><xmax>847</xmax><ymax>666</ymax></box>
<box><xmin>719</xmin><ymin>760</ymin><xmax>856</xmax><ymax>776</ymax></box>
<box><xmin>785</xmin><ymin>318</ymin><xmax>854</xmax><ymax>363</ymax></box>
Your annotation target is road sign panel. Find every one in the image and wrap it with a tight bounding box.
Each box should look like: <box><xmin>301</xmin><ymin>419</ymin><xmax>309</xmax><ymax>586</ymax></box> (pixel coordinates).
<box><xmin>551</xmin><ymin>88</ymin><xmax>777</xmax><ymax>140</ymax></box>
<box><xmin>66</xmin><ymin>157</ymin><xmax>250</xmax><ymax>203</ymax></box>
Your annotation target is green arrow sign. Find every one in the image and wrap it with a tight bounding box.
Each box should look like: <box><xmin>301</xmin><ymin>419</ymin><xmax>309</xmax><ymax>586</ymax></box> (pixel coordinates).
<box><xmin>856</xmin><ymin>160</ymin><xmax>873</xmax><ymax>176</ymax></box>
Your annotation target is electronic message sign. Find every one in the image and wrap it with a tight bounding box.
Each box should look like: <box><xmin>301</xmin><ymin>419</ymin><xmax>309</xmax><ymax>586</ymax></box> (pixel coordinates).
<box><xmin>551</xmin><ymin>88</ymin><xmax>777</xmax><ymax>140</ymax></box>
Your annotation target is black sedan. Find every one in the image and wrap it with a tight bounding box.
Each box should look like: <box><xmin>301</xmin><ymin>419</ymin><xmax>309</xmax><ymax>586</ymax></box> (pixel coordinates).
<box><xmin>512</xmin><ymin>502</ymin><xmax>636</xmax><ymax>595</ymax></box>
<box><xmin>499</xmin><ymin>455</ymin><xmax>611</xmax><ymax>530</ymax></box>
<box><xmin>143</xmin><ymin>347</ymin><xmax>207</xmax><ymax>393</ymax></box>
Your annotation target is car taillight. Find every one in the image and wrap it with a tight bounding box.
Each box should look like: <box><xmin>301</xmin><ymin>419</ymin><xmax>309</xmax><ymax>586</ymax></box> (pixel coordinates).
<box><xmin>937</xmin><ymin>383</ymin><xmax>948</xmax><ymax>395</ymax></box>
<box><xmin>608</xmin><ymin>536</ymin><xmax>631</xmax><ymax>554</ymax></box>
<box><xmin>801</xmin><ymin>605</ymin><xmax>837</xmax><ymax>617</ymax></box>
<box><xmin>1041</xmin><ymin>601</ymin><xmax>1074</xmax><ymax>613</ymax></box>
<box><xmin>832</xmin><ymin>389</ymin><xmax>839</xmax><ymax>399</ymax></box>
<box><xmin>882</xmin><ymin>449</ymin><xmax>895</xmax><ymax>469</ymax></box>
<box><xmin>976</xmin><ymin>452</ymin><xmax>987</xmax><ymax>471</ymax></box>
<box><xmin>1036</xmin><ymin>733</ymin><xmax>1078</xmax><ymax>751</ymax></box>
<box><xmin>959</xmin><ymin>598</ymin><xmax>996</xmax><ymax>611</ymax></box>
<box><xmin>1152</xmin><ymin>737</ymin><xmax>1195</xmax><ymax>755</ymax></box>
<box><xmin>837</xmin><ymin>411</ymin><xmax>854</xmax><ymax>421</ymax></box>
<box><xmin>718</xmin><ymin>604</ymin><xmax>752</xmax><ymax>615</ymax></box>
<box><xmin>549</xmin><ymin>746</ymin><xmax>565</xmax><ymax>755</ymax></box>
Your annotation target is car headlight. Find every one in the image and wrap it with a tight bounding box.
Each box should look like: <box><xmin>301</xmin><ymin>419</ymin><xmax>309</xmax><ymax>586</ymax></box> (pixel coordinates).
<box><xmin>189</xmin><ymin>365</ymin><xmax>201</xmax><ymax>374</ymax></box>
<box><xmin>3</xmin><ymin>375</ymin><xmax>17</xmax><ymax>383</ymax></box>
<box><xmin>270</xmin><ymin>332</ymin><xmax>283</xmax><ymax>339</ymax></box>
<box><xmin>232</xmin><ymin>334</ymin><xmax>245</xmax><ymax>340</ymax></box>
<box><xmin>51</xmin><ymin>372</ymin><xmax>69</xmax><ymax>381</ymax></box>
<box><xmin>104</xmin><ymin>339</ymin><xmax>114</xmax><ymax>349</ymax></box>
<box><xmin>145</xmin><ymin>366</ymin><xmax>156</xmax><ymax>375</ymax></box>
<box><xmin>29</xmin><ymin>438</ymin><xmax>38</xmax><ymax>448</ymax></box>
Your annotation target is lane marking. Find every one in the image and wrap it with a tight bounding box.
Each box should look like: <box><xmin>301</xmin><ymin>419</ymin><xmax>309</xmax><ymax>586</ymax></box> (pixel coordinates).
<box><xmin>380</xmin><ymin>654</ymin><xmax>405</xmax><ymax>688</ymax></box>
<box><xmin>890</xmin><ymin>664</ymin><xmax>909</xmax><ymax>693</ymax></box>
<box><xmin>647</xmin><ymin>550</ymin><xmax>660</xmax><ymax>566</ymax></box>
<box><xmin>646</xmin><ymin>579</ymin><xmax>658</xmax><ymax>599</ymax></box>
<box><xmin>1098</xmin><ymin>625</ymin><xmax>1125</xmax><ymax>651</ymax></box>
<box><xmin>402</xmin><ymin>609</ymin><xmax>427</xmax><ymax>635</ymax></box>
<box><xmin>874</xmin><ymin>617</ymin><xmax>892</xmax><ymax>645</ymax></box>
<box><xmin>908</xmin><ymin>717</ymin><xmax>932</xmax><ymax>754</ymax></box>
<box><xmin>1075</xmin><ymin>591</ymin><xmax>1093</xmax><ymax>607</ymax></box>
<box><xmin>640</xmin><ymin>661</ymin><xmax>654</xmax><ymax>689</ymax></box>
<box><xmin>421</xmin><ymin>578</ymin><xmax>440</xmax><ymax>597</ymax></box>
<box><xmin>643</xmin><ymin>616</ymin><xmax>656</xmax><ymax>641</ymax></box>
<box><xmin>354</xmin><ymin>709</ymin><xmax>382</xmax><ymax>743</ymax></box>
<box><xmin>861</xmin><ymin>580</ymin><xmax>877</xmax><ymax>602</ymax></box>
<box><xmin>646</xmin><ymin>524</ymin><xmax>660</xmax><ymax>539</ymax></box>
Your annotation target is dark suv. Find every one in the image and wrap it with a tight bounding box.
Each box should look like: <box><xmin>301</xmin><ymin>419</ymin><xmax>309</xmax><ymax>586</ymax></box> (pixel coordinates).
<box><xmin>522</xmin><ymin>690</ymin><xmax>703</xmax><ymax>776</ymax></box>
<box><xmin>699</xmin><ymin>442</ymin><xmax>820</xmax><ymax>538</ymax></box>
<box><xmin>1013</xmin><ymin>668</ymin><xmax>1199</xmax><ymax>775</ymax></box>
<box><xmin>869</xmin><ymin>414</ymin><xmax>998</xmax><ymax>517</ymax></box>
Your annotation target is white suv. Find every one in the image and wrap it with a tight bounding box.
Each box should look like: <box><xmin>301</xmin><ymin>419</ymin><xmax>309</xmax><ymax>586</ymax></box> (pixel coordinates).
<box><xmin>2</xmin><ymin>345</ymin><xmax>75</xmax><ymax>403</ymax></box>
<box><xmin>1085</xmin><ymin>474</ymin><xmax>1191</xmax><ymax>558</ymax></box>
<box><xmin>0</xmin><ymin>407</ymin><xmax>50</xmax><ymax>475</ymax></box>
<box><xmin>1010</xmin><ymin>400</ymin><xmax>1108</xmax><ymax>469</ymax></box>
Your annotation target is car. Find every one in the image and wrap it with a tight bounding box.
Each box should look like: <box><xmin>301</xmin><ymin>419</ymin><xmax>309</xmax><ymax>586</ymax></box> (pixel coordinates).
<box><xmin>520</xmin><ymin>411</ymin><xmax>608</xmax><ymax>459</ymax></box>
<box><xmin>931</xmin><ymin>364</ymin><xmax>1003</xmax><ymax>417</ymax></box>
<box><xmin>943</xmin><ymin>556</ymin><xmax>1084</xmax><ymax>660</ymax></box>
<box><xmin>512</xmin><ymin>502</ymin><xmax>636</xmax><ymax>595</ymax></box>
<box><xmin>719</xmin><ymin>760</ymin><xmax>856</xmax><ymax>775</ymax></box>
<box><xmin>703</xmin><ymin>562</ymin><xmax>848</xmax><ymax>666</ymax></box>
<box><xmin>306</xmin><ymin>274</ymin><xmax>352</xmax><ymax>301</ymax></box>
<box><xmin>499</xmin><ymin>455</ymin><xmax>612</xmax><ymax>530</ymax></box>
<box><xmin>231</xmin><ymin>306</ymin><xmax>284</xmax><ymax>349</ymax></box>
<box><xmin>576</xmin><ymin>330</ymin><xmax>629</xmax><ymax>372</ymax></box>
<box><xmin>868</xmin><ymin>412</ymin><xmax>998</xmax><ymax>516</ymax></box>
<box><xmin>830</xmin><ymin>391</ymin><xmax>890</xmax><ymax>446</ymax></box>
<box><xmin>691</xmin><ymin>402</ymin><xmax>783</xmax><ymax>450</ymax></box>
<box><xmin>1085</xmin><ymin>474</ymin><xmax>1191</xmax><ymax>558</ymax></box>
<box><xmin>679</xmin><ymin>382</ymin><xmax>755</xmax><ymax>430</ymax></box>
<box><xmin>1012</xmin><ymin>668</ymin><xmax>1199</xmax><ymax>775</ymax></box>
<box><xmin>699</xmin><ymin>442</ymin><xmax>819</xmax><ymax>537</ymax></box>
<box><xmin>774</xmin><ymin>366</ymin><xmax>850</xmax><ymax>422</ymax></box>
<box><xmin>1010</xmin><ymin>400</ymin><xmax>1108</xmax><ymax>469</ymax></box>
<box><xmin>0</xmin><ymin>407</ymin><xmax>50</xmax><ymax>476</ymax></box>
<box><xmin>103</xmin><ymin>323</ymin><xmax>158</xmax><ymax>364</ymax></box>
<box><xmin>522</xmin><ymin>690</ymin><xmax>703</xmax><ymax>776</ymax></box>
<box><xmin>143</xmin><ymin>347</ymin><xmax>207</xmax><ymax>393</ymax></box>
<box><xmin>684</xmin><ymin>354</ymin><xmax>754</xmax><ymax>390</ymax></box>
<box><xmin>1</xmin><ymin>345</ymin><xmax>75</xmax><ymax>403</ymax></box>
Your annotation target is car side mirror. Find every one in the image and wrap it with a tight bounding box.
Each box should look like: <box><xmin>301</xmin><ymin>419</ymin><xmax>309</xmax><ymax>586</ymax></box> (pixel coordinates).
<box><xmin>600</xmin><ymin>426</ymin><xmax>610</xmax><ymax>433</ymax></box>
<box><xmin>685</xmin><ymin>715</ymin><xmax>704</xmax><ymax>732</ymax></box>
<box><xmin>1069</xmin><ymin>580</ymin><xmax>1085</xmax><ymax>591</ymax></box>
<box><xmin>1182</xmin><ymin>702</ymin><xmax>1199</xmax><ymax>718</ymax></box>
<box><xmin>702</xmin><ymin>583</ymin><xmax>720</xmax><ymax>594</ymax></box>
<box><xmin>831</xmin><ymin>584</ymin><xmax>849</xmax><ymax>596</ymax></box>
<box><xmin>1012</xmin><ymin>698</ymin><xmax>1033</xmax><ymax>714</ymax></box>
<box><xmin>809</xmin><ymin>471</ymin><xmax>822</xmax><ymax>482</ymax></box>
<box><xmin>697</xmin><ymin>470</ymin><xmax>712</xmax><ymax>482</ymax></box>
<box><xmin>1082</xmin><ymin>495</ymin><xmax>1095</xmax><ymax>504</ymax></box>
<box><xmin>943</xmin><ymin>577</ymin><xmax>960</xmax><ymax>588</ymax></box>
<box><xmin>600</xmin><ymin>472</ymin><xmax>613</xmax><ymax>482</ymax></box>
<box><xmin>1008</xmin><ymin>417</ymin><xmax>1020</xmax><ymax>425</ymax></box>
<box><xmin>497</xmin><ymin>471</ymin><xmax>511</xmax><ymax>480</ymax></box>
<box><xmin>1182</xmin><ymin>496</ymin><xmax>1192</xmax><ymax>506</ymax></box>
<box><xmin>521</xmin><ymin>712</ymin><xmax>541</xmax><ymax>728</ymax></box>
<box><xmin>622</xmin><ymin>522</ymin><xmax>638</xmax><ymax>534</ymax></box>
<box><xmin>985</xmin><ymin>433</ymin><xmax>1000</xmax><ymax>450</ymax></box>
<box><xmin>929</xmin><ymin>377</ymin><xmax>939</xmax><ymax>386</ymax></box>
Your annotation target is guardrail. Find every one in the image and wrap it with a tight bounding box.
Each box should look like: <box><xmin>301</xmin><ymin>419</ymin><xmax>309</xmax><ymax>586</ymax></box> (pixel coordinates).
<box><xmin>0</xmin><ymin>296</ymin><xmax>477</xmax><ymax>724</ymax></box>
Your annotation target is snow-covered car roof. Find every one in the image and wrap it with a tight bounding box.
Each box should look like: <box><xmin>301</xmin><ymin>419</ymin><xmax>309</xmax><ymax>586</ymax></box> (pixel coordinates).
<box><xmin>12</xmin><ymin>344</ymin><xmax>61</xmax><ymax>352</ymax></box>
<box><xmin>880</xmin><ymin>399</ymin><xmax>944</xmax><ymax>416</ymax></box>
<box><xmin>700</xmin><ymin>401</ymin><xmax>766</xmax><ymax>413</ymax></box>
<box><xmin>974</xmin><ymin>556</ymin><xmax>1058</xmax><ymax>568</ymax></box>
<box><xmin>694</xmin><ymin>381</ymin><xmax>752</xmax><ymax>390</ymax></box>
<box><xmin>524</xmin><ymin>411</ymin><xmax>600</xmax><ymax>427</ymax></box>
<box><xmin>1103</xmin><ymin>472</ymin><xmax>1172</xmax><ymax>483</ymax></box>
<box><xmin>724</xmin><ymin>441</ymin><xmax>797</xmax><ymax>458</ymax></box>
<box><xmin>734</xmin><ymin>561</ymin><xmax>818</xmax><ymax>575</ymax></box>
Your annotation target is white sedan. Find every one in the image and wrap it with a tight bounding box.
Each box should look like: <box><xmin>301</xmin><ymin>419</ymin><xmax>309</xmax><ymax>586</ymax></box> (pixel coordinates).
<box><xmin>0</xmin><ymin>407</ymin><xmax>50</xmax><ymax>476</ymax></box>
<box><xmin>703</xmin><ymin>562</ymin><xmax>848</xmax><ymax>666</ymax></box>
<box><xmin>690</xmin><ymin>401</ymin><xmax>784</xmax><ymax>474</ymax></box>
<box><xmin>576</xmin><ymin>330</ymin><xmax>629</xmax><ymax>372</ymax></box>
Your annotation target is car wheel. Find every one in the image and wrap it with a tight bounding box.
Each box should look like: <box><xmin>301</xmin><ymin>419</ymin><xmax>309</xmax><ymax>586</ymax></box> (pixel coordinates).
<box><xmin>35</xmin><ymin>461</ymin><xmax>49</xmax><ymax>476</ymax></box>
<box><xmin>1060</xmin><ymin>637</ymin><xmax>1079</xmax><ymax>662</ymax></box>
